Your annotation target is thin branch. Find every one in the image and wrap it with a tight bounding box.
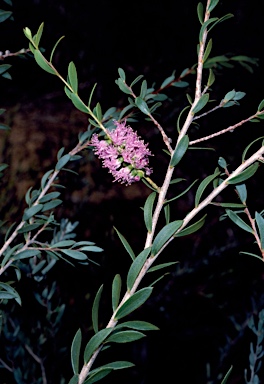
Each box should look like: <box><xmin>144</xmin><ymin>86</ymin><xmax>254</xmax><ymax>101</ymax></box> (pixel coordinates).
<box><xmin>25</xmin><ymin>344</ymin><xmax>47</xmax><ymax>384</ymax></box>
<box><xmin>190</xmin><ymin>112</ymin><xmax>258</xmax><ymax>145</ymax></box>
<box><xmin>148</xmin><ymin>114</ymin><xmax>173</xmax><ymax>154</ymax></box>
<box><xmin>0</xmin><ymin>48</ymin><xmax>30</xmax><ymax>60</ymax></box>
<box><xmin>193</xmin><ymin>103</ymin><xmax>222</xmax><ymax>120</ymax></box>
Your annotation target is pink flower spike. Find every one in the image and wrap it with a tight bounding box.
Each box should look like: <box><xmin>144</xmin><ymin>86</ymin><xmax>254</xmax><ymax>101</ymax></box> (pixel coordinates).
<box><xmin>91</xmin><ymin>120</ymin><xmax>153</xmax><ymax>185</ymax></box>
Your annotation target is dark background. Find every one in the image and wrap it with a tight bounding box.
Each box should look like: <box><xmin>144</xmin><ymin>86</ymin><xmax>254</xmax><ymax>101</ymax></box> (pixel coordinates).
<box><xmin>1</xmin><ymin>1</ymin><xmax>264</xmax><ymax>383</ymax></box>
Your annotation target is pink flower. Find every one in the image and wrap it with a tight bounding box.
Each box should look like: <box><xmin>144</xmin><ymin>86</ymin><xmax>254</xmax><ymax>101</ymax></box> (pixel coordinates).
<box><xmin>91</xmin><ymin>120</ymin><xmax>152</xmax><ymax>185</ymax></box>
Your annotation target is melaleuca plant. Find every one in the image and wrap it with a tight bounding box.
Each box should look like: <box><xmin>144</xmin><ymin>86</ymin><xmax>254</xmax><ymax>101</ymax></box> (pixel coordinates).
<box><xmin>1</xmin><ymin>0</ymin><xmax>264</xmax><ymax>383</ymax></box>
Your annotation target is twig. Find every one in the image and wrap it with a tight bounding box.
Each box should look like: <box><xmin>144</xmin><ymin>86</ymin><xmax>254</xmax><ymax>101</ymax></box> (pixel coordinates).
<box><xmin>148</xmin><ymin>114</ymin><xmax>173</xmax><ymax>154</ymax></box>
<box><xmin>190</xmin><ymin>112</ymin><xmax>258</xmax><ymax>145</ymax></box>
<box><xmin>25</xmin><ymin>344</ymin><xmax>47</xmax><ymax>384</ymax></box>
<box><xmin>0</xmin><ymin>48</ymin><xmax>30</xmax><ymax>60</ymax></box>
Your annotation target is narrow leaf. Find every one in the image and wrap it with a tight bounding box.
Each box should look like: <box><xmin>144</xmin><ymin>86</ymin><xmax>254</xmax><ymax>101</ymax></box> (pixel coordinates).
<box><xmin>112</xmin><ymin>274</ymin><xmax>121</xmax><ymax>312</ymax></box>
<box><xmin>236</xmin><ymin>183</ymin><xmax>247</xmax><ymax>204</ymax></box>
<box><xmin>114</xmin><ymin>227</ymin><xmax>135</xmax><ymax>260</ymax></box>
<box><xmin>192</xmin><ymin>93</ymin><xmax>209</xmax><ymax>115</ymax></box>
<box><xmin>34</xmin><ymin>50</ymin><xmax>56</xmax><ymax>75</ymax></box>
<box><xmin>116</xmin><ymin>320</ymin><xmax>158</xmax><ymax>331</ymax></box>
<box><xmin>242</xmin><ymin>136</ymin><xmax>264</xmax><ymax>162</ymax></box>
<box><xmin>118</xmin><ymin>68</ymin><xmax>126</xmax><ymax>80</ymax></box>
<box><xmin>203</xmin><ymin>39</ymin><xmax>212</xmax><ymax>62</ymax></box>
<box><xmin>227</xmin><ymin>163</ymin><xmax>259</xmax><ymax>184</ymax></box>
<box><xmin>23</xmin><ymin>204</ymin><xmax>43</xmax><ymax>221</ymax></box>
<box><xmin>258</xmin><ymin>99</ymin><xmax>264</xmax><ymax>112</ymax></box>
<box><xmin>148</xmin><ymin>261</ymin><xmax>178</xmax><ymax>273</ymax></box>
<box><xmin>152</xmin><ymin>220</ymin><xmax>183</xmax><ymax>256</ymax></box>
<box><xmin>195</xmin><ymin>171</ymin><xmax>220</xmax><ymax>207</ymax></box>
<box><xmin>255</xmin><ymin>212</ymin><xmax>264</xmax><ymax>250</ymax></box>
<box><xmin>84</xmin><ymin>328</ymin><xmax>113</xmax><ymax>363</ymax></box>
<box><xmin>135</xmin><ymin>97</ymin><xmax>150</xmax><ymax>115</ymax></box>
<box><xmin>144</xmin><ymin>192</ymin><xmax>156</xmax><ymax>232</ymax></box>
<box><xmin>71</xmin><ymin>329</ymin><xmax>82</xmax><ymax>375</ymax></box>
<box><xmin>60</xmin><ymin>249</ymin><xmax>87</xmax><ymax>260</ymax></box>
<box><xmin>92</xmin><ymin>285</ymin><xmax>103</xmax><ymax>333</ymax></box>
<box><xmin>175</xmin><ymin>214</ymin><xmax>207</xmax><ymax>237</ymax></box>
<box><xmin>68</xmin><ymin>62</ymin><xmax>78</xmax><ymax>93</ymax></box>
<box><xmin>84</xmin><ymin>368</ymin><xmax>112</xmax><ymax>384</ymax></box>
<box><xmin>225</xmin><ymin>209</ymin><xmax>253</xmax><ymax>234</ymax></box>
<box><xmin>106</xmin><ymin>330</ymin><xmax>145</xmax><ymax>344</ymax></box>
<box><xmin>197</xmin><ymin>2</ymin><xmax>204</xmax><ymax>24</ymax></box>
<box><xmin>115</xmin><ymin>287</ymin><xmax>153</xmax><ymax>320</ymax></box>
<box><xmin>13</xmin><ymin>249</ymin><xmax>40</xmax><ymax>261</ymax></box>
<box><xmin>170</xmin><ymin>135</ymin><xmax>189</xmax><ymax>167</ymax></box>
<box><xmin>127</xmin><ymin>248</ymin><xmax>151</xmax><ymax>290</ymax></box>
<box><xmin>221</xmin><ymin>366</ymin><xmax>233</xmax><ymax>384</ymax></box>
<box><xmin>208</xmin><ymin>0</ymin><xmax>219</xmax><ymax>13</ymax></box>
<box><xmin>71</xmin><ymin>93</ymin><xmax>89</xmax><ymax>113</ymax></box>
<box><xmin>55</xmin><ymin>154</ymin><xmax>71</xmax><ymax>170</ymax></box>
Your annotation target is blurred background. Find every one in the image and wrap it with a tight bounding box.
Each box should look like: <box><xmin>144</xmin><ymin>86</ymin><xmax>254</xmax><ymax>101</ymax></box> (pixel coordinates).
<box><xmin>1</xmin><ymin>0</ymin><xmax>264</xmax><ymax>383</ymax></box>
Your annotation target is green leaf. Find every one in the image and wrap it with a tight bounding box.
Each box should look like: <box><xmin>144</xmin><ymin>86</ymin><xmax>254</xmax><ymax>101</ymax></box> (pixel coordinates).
<box><xmin>195</xmin><ymin>171</ymin><xmax>220</xmax><ymax>207</ymax></box>
<box><xmin>84</xmin><ymin>368</ymin><xmax>112</xmax><ymax>384</ymax></box>
<box><xmin>90</xmin><ymin>361</ymin><xmax>134</xmax><ymax>375</ymax></box>
<box><xmin>197</xmin><ymin>2</ymin><xmax>204</xmax><ymax>24</ymax></box>
<box><xmin>144</xmin><ymin>192</ymin><xmax>156</xmax><ymax>232</ymax></box>
<box><xmin>41</xmin><ymin>169</ymin><xmax>54</xmax><ymax>190</ymax></box>
<box><xmin>60</xmin><ymin>249</ymin><xmax>87</xmax><ymax>260</ymax></box>
<box><xmin>172</xmin><ymin>81</ymin><xmax>189</xmax><ymax>88</ymax></box>
<box><xmin>210</xmin><ymin>202</ymin><xmax>246</xmax><ymax>208</ymax></box>
<box><xmin>0</xmin><ymin>283</ymin><xmax>21</xmax><ymax>305</ymax></box>
<box><xmin>114</xmin><ymin>227</ymin><xmax>135</xmax><ymax>260</ymax></box>
<box><xmin>127</xmin><ymin>248</ymin><xmax>151</xmax><ymax>291</ymax></box>
<box><xmin>115</xmin><ymin>287</ymin><xmax>153</xmax><ymax>320</ymax></box>
<box><xmin>116</xmin><ymin>79</ymin><xmax>132</xmax><ymax>95</ymax></box>
<box><xmin>135</xmin><ymin>97</ymin><xmax>150</xmax><ymax>116</ymax></box>
<box><xmin>225</xmin><ymin>209</ymin><xmax>253</xmax><ymax>234</ymax></box>
<box><xmin>218</xmin><ymin>157</ymin><xmax>227</xmax><ymax>169</ymax></box>
<box><xmin>207</xmin><ymin>68</ymin><xmax>215</xmax><ymax>87</ymax></box>
<box><xmin>199</xmin><ymin>18</ymin><xmax>218</xmax><ymax>42</ymax></box>
<box><xmin>50</xmin><ymin>35</ymin><xmax>65</xmax><ymax>62</ymax></box>
<box><xmin>95</xmin><ymin>103</ymin><xmax>102</xmax><ymax>121</ymax></box>
<box><xmin>116</xmin><ymin>320</ymin><xmax>158</xmax><ymax>331</ymax></box>
<box><xmin>208</xmin><ymin>0</ymin><xmax>219</xmax><ymax>13</ymax></box>
<box><xmin>42</xmin><ymin>199</ymin><xmax>62</xmax><ymax>211</ymax></box>
<box><xmin>17</xmin><ymin>223</ymin><xmax>42</xmax><ymax>233</ymax></box>
<box><xmin>160</xmin><ymin>75</ymin><xmax>175</xmax><ymax>89</ymax></box>
<box><xmin>203</xmin><ymin>39</ymin><xmax>212</xmax><ymax>62</ymax></box>
<box><xmin>170</xmin><ymin>135</ymin><xmax>189</xmax><ymax>168</ymax></box>
<box><xmin>0</xmin><ymin>64</ymin><xmax>11</xmax><ymax>75</ymax></box>
<box><xmin>192</xmin><ymin>93</ymin><xmax>209</xmax><ymax>115</ymax></box>
<box><xmin>255</xmin><ymin>212</ymin><xmax>264</xmax><ymax>250</ymax></box>
<box><xmin>140</xmin><ymin>80</ymin><xmax>148</xmax><ymax>98</ymax></box>
<box><xmin>106</xmin><ymin>330</ymin><xmax>145</xmax><ymax>344</ymax></box>
<box><xmin>175</xmin><ymin>214</ymin><xmax>207</xmax><ymax>237</ymax></box>
<box><xmin>148</xmin><ymin>261</ymin><xmax>178</xmax><ymax>273</ymax></box>
<box><xmin>33</xmin><ymin>23</ymin><xmax>44</xmax><ymax>47</ymax></box>
<box><xmin>68</xmin><ymin>375</ymin><xmax>79</xmax><ymax>384</ymax></box>
<box><xmin>0</xmin><ymin>10</ymin><xmax>12</xmax><ymax>23</ymax></box>
<box><xmin>241</xmin><ymin>136</ymin><xmax>264</xmax><ymax>162</ymax></box>
<box><xmin>68</xmin><ymin>62</ymin><xmax>78</xmax><ymax>93</ymax></box>
<box><xmin>118</xmin><ymin>68</ymin><xmax>126</xmax><ymax>80</ymax></box>
<box><xmin>258</xmin><ymin>99</ymin><xmax>264</xmax><ymax>112</ymax></box>
<box><xmin>177</xmin><ymin>106</ymin><xmax>190</xmax><ymax>132</ymax></box>
<box><xmin>152</xmin><ymin>220</ymin><xmax>183</xmax><ymax>256</ymax></box>
<box><xmin>112</xmin><ymin>274</ymin><xmax>122</xmax><ymax>312</ymax></box>
<box><xmin>240</xmin><ymin>252</ymin><xmax>263</xmax><ymax>262</ymax></box>
<box><xmin>71</xmin><ymin>329</ymin><xmax>82</xmax><ymax>375</ymax></box>
<box><xmin>34</xmin><ymin>50</ymin><xmax>56</xmax><ymax>75</ymax></box>
<box><xmin>220</xmin><ymin>366</ymin><xmax>233</xmax><ymax>384</ymax></box>
<box><xmin>39</xmin><ymin>192</ymin><xmax>61</xmax><ymax>203</ymax></box>
<box><xmin>130</xmin><ymin>75</ymin><xmax>144</xmax><ymax>87</ymax></box>
<box><xmin>227</xmin><ymin>163</ymin><xmax>259</xmax><ymax>184</ymax></box>
<box><xmin>236</xmin><ymin>184</ymin><xmax>247</xmax><ymax>204</ymax></box>
<box><xmin>84</xmin><ymin>328</ymin><xmax>113</xmax><ymax>363</ymax></box>
<box><xmin>92</xmin><ymin>285</ymin><xmax>103</xmax><ymax>333</ymax></box>
<box><xmin>71</xmin><ymin>93</ymin><xmax>89</xmax><ymax>113</ymax></box>
<box><xmin>165</xmin><ymin>179</ymin><xmax>198</xmax><ymax>205</ymax></box>
<box><xmin>23</xmin><ymin>204</ymin><xmax>44</xmax><ymax>221</ymax></box>
<box><xmin>55</xmin><ymin>154</ymin><xmax>71</xmax><ymax>170</ymax></box>
<box><xmin>164</xmin><ymin>204</ymin><xmax>170</xmax><ymax>224</ymax></box>
<box><xmin>13</xmin><ymin>249</ymin><xmax>40</xmax><ymax>261</ymax></box>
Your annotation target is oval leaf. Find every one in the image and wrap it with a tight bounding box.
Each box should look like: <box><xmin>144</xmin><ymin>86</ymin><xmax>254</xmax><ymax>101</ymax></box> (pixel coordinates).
<box><xmin>68</xmin><ymin>61</ymin><xmax>78</xmax><ymax>93</ymax></box>
<box><xmin>23</xmin><ymin>204</ymin><xmax>44</xmax><ymax>221</ymax></box>
<box><xmin>175</xmin><ymin>214</ymin><xmax>207</xmax><ymax>237</ymax></box>
<box><xmin>34</xmin><ymin>50</ymin><xmax>56</xmax><ymax>75</ymax></box>
<box><xmin>135</xmin><ymin>97</ymin><xmax>150</xmax><ymax>115</ymax></box>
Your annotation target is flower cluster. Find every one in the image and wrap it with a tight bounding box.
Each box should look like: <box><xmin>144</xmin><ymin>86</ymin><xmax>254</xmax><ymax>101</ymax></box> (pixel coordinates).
<box><xmin>91</xmin><ymin>120</ymin><xmax>152</xmax><ymax>185</ymax></box>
